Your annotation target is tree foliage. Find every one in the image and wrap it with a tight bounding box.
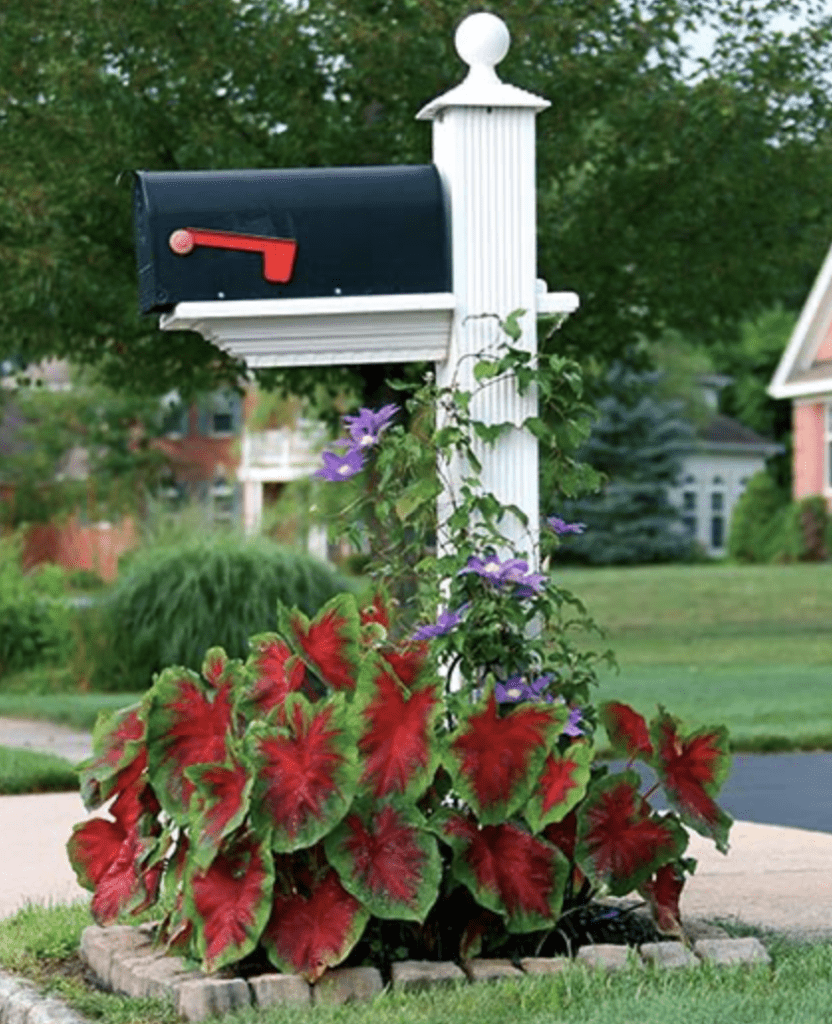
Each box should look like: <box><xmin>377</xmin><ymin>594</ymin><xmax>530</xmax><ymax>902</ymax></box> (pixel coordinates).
<box><xmin>2</xmin><ymin>1</ymin><xmax>832</xmax><ymax>397</ymax></box>
<box><xmin>0</xmin><ymin>371</ymin><xmax>169</xmax><ymax>526</ymax></box>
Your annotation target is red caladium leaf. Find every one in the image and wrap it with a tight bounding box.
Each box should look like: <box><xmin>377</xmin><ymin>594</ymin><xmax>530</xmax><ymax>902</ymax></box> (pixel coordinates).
<box><xmin>202</xmin><ymin>647</ymin><xmax>232</xmax><ymax>688</ymax></box>
<box><xmin>67</xmin><ymin>817</ymin><xmax>127</xmax><ymax>891</ymax></box>
<box><xmin>640</xmin><ymin>862</ymin><xmax>686</xmax><ymax>938</ymax></box>
<box><xmin>598</xmin><ymin>701</ymin><xmax>654</xmax><ymax>761</ymax></box>
<box><xmin>90</xmin><ymin>829</ymin><xmax>162</xmax><ymax>925</ymax></box>
<box><xmin>650</xmin><ymin>709</ymin><xmax>733</xmax><ymax>853</ymax></box>
<box><xmin>185</xmin><ymin>834</ymin><xmax>274</xmax><ymax>973</ymax></box>
<box><xmin>524</xmin><ymin>742</ymin><xmax>592</xmax><ymax>833</ymax></box>
<box><xmin>543</xmin><ymin>809</ymin><xmax>578</xmax><ymax>862</ymax></box>
<box><xmin>324</xmin><ymin>799</ymin><xmax>441</xmax><ymax>922</ymax></box>
<box><xmin>245</xmin><ymin>632</ymin><xmax>306</xmax><ymax>718</ymax></box>
<box><xmin>185</xmin><ymin>751</ymin><xmax>254</xmax><ymax>870</ymax></box>
<box><xmin>444</xmin><ymin>690</ymin><xmax>563</xmax><ymax>824</ymax></box>
<box><xmin>575</xmin><ymin>771</ymin><xmax>688</xmax><ymax>895</ymax></box>
<box><xmin>380</xmin><ymin>643</ymin><xmax>429</xmax><ymax>687</ymax></box>
<box><xmin>262</xmin><ymin>867</ymin><xmax>369</xmax><ymax>983</ymax></box>
<box><xmin>248</xmin><ymin>693</ymin><xmax>358</xmax><ymax>852</ymax></box>
<box><xmin>288</xmin><ymin>592</ymin><xmax>362</xmax><ymax>692</ymax></box>
<box><xmin>433</xmin><ymin>810</ymin><xmax>568</xmax><ymax>933</ymax></box>
<box><xmin>109</xmin><ymin>750</ymin><xmax>161</xmax><ymax>832</ymax></box>
<box><xmin>77</xmin><ymin>703</ymin><xmax>146</xmax><ymax>810</ymax></box>
<box><xmin>146</xmin><ymin>668</ymin><xmax>235</xmax><ymax>823</ymax></box>
<box><xmin>355</xmin><ymin>656</ymin><xmax>441</xmax><ymax>801</ymax></box>
<box><xmin>67</xmin><ymin>818</ymin><xmax>160</xmax><ymax>924</ymax></box>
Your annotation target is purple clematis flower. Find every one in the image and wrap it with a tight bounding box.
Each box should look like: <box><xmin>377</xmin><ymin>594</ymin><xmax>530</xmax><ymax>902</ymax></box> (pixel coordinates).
<box><xmin>410</xmin><ymin>606</ymin><xmax>466</xmax><ymax>642</ymax></box>
<box><xmin>460</xmin><ymin>554</ymin><xmax>509</xmax><ymax>582</ymax></box>
<box><xmin>547</xmin><ymin>515</ymin><xmax>586</xmax><ymax>535</ymax></box>
<box><xmin>563</xmin><ymin>705</ymin><xmax>584</xmax><ymax>737</ymax></box>
<box><xmin>343</xmin><ymin>404</ymin><xmax>398</xmax><ymax>448</ymax></box>
<box><xmin>528</xmin><ymin>673</ymin><xmax>555</xmax><ymax>703</ymax></box>
<box><xmin>315</xmin><ymin>447</ymin><xmax>365</xmax><ymax>481</ymax></box>
<box><xmin>460</xmin><ymin>555</ymin><xmax>546</xmax><ymax>597</ymax></box>
<box><xmin>495</xmin><ymin>676</ymin><xmax>530</xmax><ymax>703</ymax></box>
<box><xmin>495</xmin><ymin>673</ymin><xmax>555</xmax><ymax>704</ymax></box>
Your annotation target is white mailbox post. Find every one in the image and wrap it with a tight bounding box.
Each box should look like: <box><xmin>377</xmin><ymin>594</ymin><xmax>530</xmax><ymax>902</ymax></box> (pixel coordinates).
<box><xmin>157</xmin><ymin>12</ymin><xmax>578</xmax><ymax>571</ymax></box>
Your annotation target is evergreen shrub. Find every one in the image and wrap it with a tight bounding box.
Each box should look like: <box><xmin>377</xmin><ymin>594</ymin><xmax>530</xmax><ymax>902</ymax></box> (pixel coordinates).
<box><xmin>88</xmin><ymin>535</ymin><xmax>353</xmax><ymax>691</ymax></box>
<box><xmin>727</xmin><ymin>470</ymin><xmax>789</xmax><ymax>563</ymax></box>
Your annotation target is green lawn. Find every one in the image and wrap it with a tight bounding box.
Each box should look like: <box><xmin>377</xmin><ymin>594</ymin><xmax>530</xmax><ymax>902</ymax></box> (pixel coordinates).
<box><xmin>1</xmin><ymin>562</ymin><xmax>830</xmax><ymax>751</ymax></box>
<box><xmin>558</xmin><ymin>562</ymin><xmax>832</xmax><ymax>666</ymax></box>
<box><xmin>556</xmin><ymin>563</ymin><xmax>832</xmax><ymax>752</ymax></box>
<box><xmin>0</xmin><ymin>691</ymin><xmax>145</xmax><ymax>731</ymax></box>
<box><xmin>1</xmin><ymin>902</ymin><xmax>831</xmax><ymax>1024</ymax></box>
<box><xmin>0</xmin><ymin>745</ymin><xmax>78</xmax><ymax>794</ymax></box>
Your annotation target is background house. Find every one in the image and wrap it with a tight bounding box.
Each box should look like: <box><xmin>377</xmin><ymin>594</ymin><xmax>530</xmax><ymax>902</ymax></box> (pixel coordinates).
<box><xmin>670</xmin><ymin>375</ymin><xmax>783</xmax><ymax>556</ymax></box>
<box><xmin>768</xmin><ymin>240</ymin><xmax>832</xmax><ymax>505</ymax></box>
<box><xmin>155</xmin><ymin>387</ymin><xmax>327</xmax><ymax>558</ymax></box>
<box><xmin>1</xmin><ymin>363</ymin><xmax>329</xmax><ymax>577</ymax></box>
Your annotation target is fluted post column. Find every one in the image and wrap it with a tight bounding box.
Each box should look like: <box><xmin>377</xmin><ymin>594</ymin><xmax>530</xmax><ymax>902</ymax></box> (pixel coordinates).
<box><xmin>418</xmin><ymin>13</ymin><xmax>553</xmax><ymax>566</ymax></box>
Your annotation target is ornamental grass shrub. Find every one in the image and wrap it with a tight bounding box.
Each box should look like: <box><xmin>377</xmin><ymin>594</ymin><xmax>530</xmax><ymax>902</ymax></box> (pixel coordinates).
<box><xmin>86</xmin><ymin>534</ymin><xmax>353</xmax><ymax>692</ymax></box>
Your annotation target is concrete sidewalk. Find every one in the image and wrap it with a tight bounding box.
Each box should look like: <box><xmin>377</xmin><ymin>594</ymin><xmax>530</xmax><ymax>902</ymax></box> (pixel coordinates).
<box><xmin>1</xmin><ymin>790</ymin><xmax>830</xmax><ymax>938</ymax></box>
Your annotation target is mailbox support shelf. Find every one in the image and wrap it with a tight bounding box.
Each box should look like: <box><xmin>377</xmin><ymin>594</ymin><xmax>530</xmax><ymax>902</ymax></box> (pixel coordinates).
<box><xmin>160</xmin><ymin>293</ymin><xmax>457</xmax><ymax>367</ymax></box>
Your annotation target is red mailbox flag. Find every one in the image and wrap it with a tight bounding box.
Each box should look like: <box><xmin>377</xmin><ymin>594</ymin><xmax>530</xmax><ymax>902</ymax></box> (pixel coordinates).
<box><xmin>169</xmin><ymin>228</ymin><xmax>297</xmax><ymax>283</ymax></box>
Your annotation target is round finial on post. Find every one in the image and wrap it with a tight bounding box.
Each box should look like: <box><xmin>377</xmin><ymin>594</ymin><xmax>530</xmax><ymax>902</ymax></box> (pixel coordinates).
<box><xmin>455</xmin><ymin>13</ymin><xmax>510</xmax><ymax>84</ymax></box>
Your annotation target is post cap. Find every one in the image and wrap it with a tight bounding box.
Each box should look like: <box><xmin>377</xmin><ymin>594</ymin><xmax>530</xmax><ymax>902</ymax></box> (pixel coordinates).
<box><xmin>416</xmin><ymin>11</ymin><xmax>549</xmax><ymax>119</ymax></box>
<box><xmin>455</xmin><ymin>13</ymin><xmax>510</xmax><ymax>80</ymax></box>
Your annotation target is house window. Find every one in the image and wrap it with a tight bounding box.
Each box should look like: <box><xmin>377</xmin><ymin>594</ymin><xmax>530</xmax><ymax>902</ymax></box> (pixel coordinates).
<box><xmin>202</xmin><ymin>391</ymin><xmax>241</xmax><ymax>437</ymax></box>
<box><xmin>710</xmin><ymin>484</ymin><xmax>725</xmax><ymax>550</ymax></box>
<box><xmin>681</xmin><ymin>490</ymin><xmax>697</xmax><ymax>538</ymax></box>
<box><xmin>160</xmin><ymin>393</ymin><xmax>188</xmax><ymax>438</ymax></box>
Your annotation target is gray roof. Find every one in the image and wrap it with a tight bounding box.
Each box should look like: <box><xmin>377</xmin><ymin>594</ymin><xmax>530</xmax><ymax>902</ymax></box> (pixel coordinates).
<box><xmin>696</xmin><ymin>414</ymin><xmax>783</xmax><ymax>455</ymax></box>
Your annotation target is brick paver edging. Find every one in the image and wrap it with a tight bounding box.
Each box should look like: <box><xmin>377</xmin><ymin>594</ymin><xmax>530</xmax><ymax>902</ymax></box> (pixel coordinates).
<box><xmin>0</xmin><ymin>968</ymin><xmax>90</xmax><ymax>1024</ymax></box>
<box><xmin>70</xmin><ymin>924</ymin><xmax>772</xmax><ymax>1023</ymax></box>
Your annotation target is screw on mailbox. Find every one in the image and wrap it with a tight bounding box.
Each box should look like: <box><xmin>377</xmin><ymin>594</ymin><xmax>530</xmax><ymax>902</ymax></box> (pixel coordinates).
<box><xmin>168</xmin><ymin>228</ymin><xmax>297</xmax><ymax>283</ymax></box>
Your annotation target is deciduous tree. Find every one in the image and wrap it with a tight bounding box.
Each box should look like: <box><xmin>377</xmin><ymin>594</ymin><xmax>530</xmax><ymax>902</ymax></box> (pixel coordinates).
<box><xmin>2</xmin><ymin>0</ymin><xmax>831</xmax><ymax>399</ymax></box>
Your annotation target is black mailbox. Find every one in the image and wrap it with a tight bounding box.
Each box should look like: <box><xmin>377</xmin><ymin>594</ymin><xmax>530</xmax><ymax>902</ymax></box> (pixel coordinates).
<box><xmin>133</xmin><ymin>165</ymin><xmax>451</xmax><ymax>314</ymax></box>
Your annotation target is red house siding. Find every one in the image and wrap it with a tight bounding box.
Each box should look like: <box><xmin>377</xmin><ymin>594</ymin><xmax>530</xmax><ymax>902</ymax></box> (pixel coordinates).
<box><xmin>792</xmin><ymin>401</ymin><xmax>826</xmax><ymax>500</ymax></box>
<box><xmin>22</xmin><ymin>517</ymin><xmax>137</xmax><ymax>582</ymax></box>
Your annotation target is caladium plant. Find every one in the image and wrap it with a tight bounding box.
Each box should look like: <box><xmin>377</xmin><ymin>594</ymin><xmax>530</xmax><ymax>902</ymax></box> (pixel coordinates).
<box><xmin>69</xmin><ymin>338</ymin><xmax>733</xmax><ymax>981</ymax></box>
<box><xmin>70</xmin><ymin>591</ymin><xmax>732</xmax><ymax>980</ymax></box>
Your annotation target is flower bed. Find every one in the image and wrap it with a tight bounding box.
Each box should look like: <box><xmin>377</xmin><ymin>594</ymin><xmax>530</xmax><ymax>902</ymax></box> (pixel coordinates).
<box><xmin>67</xmin><ymin>318</ymin><xmax>733</xmax><ymax>986</ymax></box>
